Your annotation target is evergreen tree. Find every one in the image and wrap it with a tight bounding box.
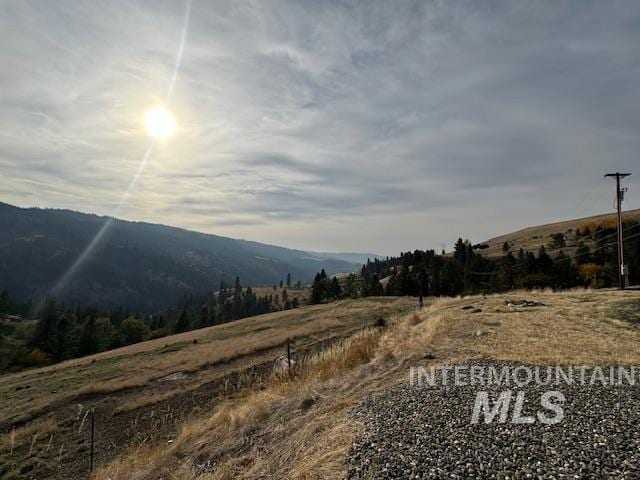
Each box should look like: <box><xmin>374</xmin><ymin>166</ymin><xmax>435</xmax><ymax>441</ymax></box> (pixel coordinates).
<box><xmin>79</xmin><ymin>315</ymin><xmax>99</xmax><ymax>356</ymax></box>
<box><xmin>199</xmin><ymin>305</ymin><xmax>210</xmax><ymax>329</ymax></box>
<box><xmin>174</xmin><ymin>310</ymin><xmax>191</xmax><ymax>333</ymax></box>
<box><xmin>53</xmin><ymin>315</ymin><xmax>74</xmax><ymax>361</ymax></box>
<box><xmin>0</xmin><ymin>290</ymin><xmax>9</xmax><ymax>313</ymax></box>
<box><xmin>537</xmin><ymin>246</ymin><xmax>553</xmax><ymax>274</ymax></box>
<box><xmin>328</xmin><ymin>277</ymin><xmax>342</xmax><ymax>299</ymax></box>
<box><xmin>453</xmin><ymin>238</ymin><xmax>467</xmax><ymax>264</ymax></box>
<box><xmin>286</xmin><ymin>273</ymin><xmax>291</xmax><ymax>288</ymax></box>
<box><xmin>95</xmin><ymin>317</ymin><xmax>115</xmax><ymax>351</ymax></box>
<box><xmin>575</xmin><ymin>242</ymin><xmax>591</xmax><ymax>265</ymax></box>
<box><xmin>33</xmin><ymin>297</ymin><xmax>59</xmax><ymax>353</ymax></box>
<box><xmin>311</xmin><ymin>270</ymin><xmax>328</xmax><ymax>304</ymax></box>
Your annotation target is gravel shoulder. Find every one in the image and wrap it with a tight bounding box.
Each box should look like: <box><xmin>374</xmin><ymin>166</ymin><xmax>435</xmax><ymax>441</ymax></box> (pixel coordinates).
<box><xmin>347</xmin><ymin>361</ymin><xmax>640</xmax><ymax>479</ymax></box>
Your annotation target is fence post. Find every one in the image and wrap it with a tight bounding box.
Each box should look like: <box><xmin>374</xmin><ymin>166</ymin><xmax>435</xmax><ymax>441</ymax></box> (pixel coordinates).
<box><xmin>89</xmin><ymin>408</ymin><xmax>95</xmax><ymax>475</ymax></box>
<box><xmin>286</xmin><ymin>338</ymin><xmax>292</xmax><ymax>377</ymax></box>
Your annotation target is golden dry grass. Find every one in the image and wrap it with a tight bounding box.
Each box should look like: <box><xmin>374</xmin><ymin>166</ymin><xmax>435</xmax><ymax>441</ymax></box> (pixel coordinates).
<box><xmin>252</xmin><ymin>286</ymin><xmax>311</xmax><ymax>305</ymax></box>
<box><xmin>93</xmin><ymin>288</ymin><xmax>640</xmax><ymax>480</ymax></box>
<box><xmin>0</xmin><ymin>298</ymin><xmax>413</xmax><ymax>427</ymax></box>
<box><xmin>0</xmin><ymin>417</ymin><xmax>57</xmax><ymax>454</ymax></box>
<box><xmin>480</xmin><ymin>208</ymin><xmax>640</xmax><ymax>257</ymax></box>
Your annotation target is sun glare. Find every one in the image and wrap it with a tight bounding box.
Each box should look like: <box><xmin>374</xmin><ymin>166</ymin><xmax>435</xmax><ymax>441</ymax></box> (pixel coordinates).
<box><xmin>145</xmin><ymin>106</ymin><xmax>176</xmax><ymax>139</ymax></box>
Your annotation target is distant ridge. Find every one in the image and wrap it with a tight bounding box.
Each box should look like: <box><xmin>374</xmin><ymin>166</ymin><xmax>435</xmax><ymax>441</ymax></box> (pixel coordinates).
<box><xmin>0</xmin><ymin>202</ymin><xmax>363</xmax><ymax>312</ymax></box>
<box><xmin>306</xmin><ymin>251</ymin><xmax>384</xmax><ymax>265</ymax></box>
<box><xmin>480</xmin><ymin>209</ymin><xmax>640</xmax><ymax>257</ymax></box>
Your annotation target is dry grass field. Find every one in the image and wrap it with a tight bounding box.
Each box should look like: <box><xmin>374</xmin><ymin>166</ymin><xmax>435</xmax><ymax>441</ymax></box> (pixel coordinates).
<box><xmin>479</xmin><ymin>208</ymin><xmax>640</xmax><ymax>258</ymax></box>
<box><xmin>90</xmin><ymin>288</ymin><xmax>640</xmax><ymax>480</ymax></box>
<box><xmin>252</xmin><ymin>286</ymin><xmax>311</xmax><ymax>305</ymax></box>
<box><xmin>0</xmin><ymin>297</ymin><xmax>413</xmax><ymax>480</ymax></box>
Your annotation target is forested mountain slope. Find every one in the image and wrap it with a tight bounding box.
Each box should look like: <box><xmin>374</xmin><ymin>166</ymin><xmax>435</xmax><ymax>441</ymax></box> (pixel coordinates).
<box><xmin>0</xmin><ymin>202</ymin><xmax>358</xmax><ymax>312</ymax></box>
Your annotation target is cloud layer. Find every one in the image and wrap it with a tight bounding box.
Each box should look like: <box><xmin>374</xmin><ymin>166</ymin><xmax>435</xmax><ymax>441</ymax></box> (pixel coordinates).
<box><xmin>1</xmin><ymin>0</ymin><xmax>639</xmax><ymax>255</ymax></box>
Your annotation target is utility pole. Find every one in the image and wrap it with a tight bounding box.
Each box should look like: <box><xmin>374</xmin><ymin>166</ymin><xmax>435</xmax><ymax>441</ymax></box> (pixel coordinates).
<box><xmin>605</xmin><ymin>172</ymin><xmax>631</xmax><ymax>289</ymax></box>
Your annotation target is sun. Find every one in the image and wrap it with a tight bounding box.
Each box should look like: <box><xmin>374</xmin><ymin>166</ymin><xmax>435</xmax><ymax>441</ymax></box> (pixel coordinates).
<box><xmin>145</xmin><ymin>106</ymin><xmax>176</xmax><ymax>139</ymax></box>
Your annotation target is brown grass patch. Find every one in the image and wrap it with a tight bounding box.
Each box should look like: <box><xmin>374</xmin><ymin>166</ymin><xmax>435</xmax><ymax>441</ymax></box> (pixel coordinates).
<box><xmin>94</xmin><ymin>289</ymin><xmax>640</xmax><ymax>480</ymax></box>
<box><xmin>0</xmin><ymin>417</ymin><xmax>57</xmax><ymax>453</ymax></box>
<box><xmin>0</xmin><ymin>298</ymin><xmax>413</xmax><ymax>427</ymax></box>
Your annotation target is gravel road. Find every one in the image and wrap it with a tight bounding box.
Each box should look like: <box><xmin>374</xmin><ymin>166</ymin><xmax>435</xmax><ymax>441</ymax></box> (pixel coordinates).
<box><xmin>347</xmin><ymin>362</ymin><xmax>640</xmax><ymax>479</ymax></box>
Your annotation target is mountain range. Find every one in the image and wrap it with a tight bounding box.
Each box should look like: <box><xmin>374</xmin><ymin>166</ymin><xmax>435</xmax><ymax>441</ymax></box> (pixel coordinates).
<box><xmin>0</xmin><ymin>202</ymin><xmax>369</xmax><ymax>312</ymax></box>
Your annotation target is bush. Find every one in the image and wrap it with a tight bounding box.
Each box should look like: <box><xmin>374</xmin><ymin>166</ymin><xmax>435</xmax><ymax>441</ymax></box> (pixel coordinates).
<box><xmin>14</xmin><ymin>347</ymin><xmax>52</xmax><ymax>368</ymax></box>
<box><xmin>119</xmin><ymin>317</ymin><xmax>149</xmax><ymax>345</ymax></box>
<box><xmin>149</xmin><ymin>327</ymin><xmax>170</xmax><ymax>340</ymax></box>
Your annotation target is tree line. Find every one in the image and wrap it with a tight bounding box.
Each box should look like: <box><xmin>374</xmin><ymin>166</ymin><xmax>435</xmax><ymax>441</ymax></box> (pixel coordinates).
<box><xmin>311</xmin><ymin>220</ymin><xmax>640</xmax><ymax>303</ymax></box>
<box><xmin>1</xmin><ymin>275</ymin><xmax>303</xmax><ymax>371</ymax></box>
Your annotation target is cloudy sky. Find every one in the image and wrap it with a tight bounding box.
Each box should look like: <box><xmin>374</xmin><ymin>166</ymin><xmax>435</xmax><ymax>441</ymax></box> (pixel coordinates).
<box><xmin>1</xmin><ymin>1</ymin><xmax>639</xmax><ymax>255</ymax></box>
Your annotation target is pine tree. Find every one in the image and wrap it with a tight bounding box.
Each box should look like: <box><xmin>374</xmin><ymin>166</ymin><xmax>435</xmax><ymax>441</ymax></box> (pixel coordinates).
<box><xmin>311</xmin><ymin>270</ymin><xmax>329</xmax><ymax>304</ymax></box>
<box><xmin>328</xmin><ymin>277</ymin><xmax>342</xmax><ymax>299</ymax></box>
<box><xmin>0</xmin><ymin>290</ymin><xmax>9</xmax><ymax>313</ymax></box>
<box><xmin>453</xmin><ymin>238</ymin><xmax>467</xmax><ymax>264</ymax></box>
<box><xmin>174</xmin><ymin>310</ymin><xmax>191</xmax><ymax>333</ymax></box>
<box><xmin>198</xmin><ymin>305</ymin><xmax>210</xmax><ymax>329</ymax></box>
<box><xmin>53</xmin><ymin>315</ymin><xmax>74</xmax><ymax>361</ymax></box>
<box><xmin>79</xmin><ymin>315</ymin><xmax>99</xmax><ymax>356</ymax></box>
<box><xmin>33</xmin><ymin>297</ymin><xmax>58</xmax><ymax>353</ymax></box>
<box><xmin>575</xmin><ymin>242</ymin><xmax>591</xmax><ymax>265</ymax></box>
<box><xmin>286</xmin><ymin>273</ymin><xmax>291</xmax><ymax>288</ymax></box>
<box><xmin>537</xmin><ymin>246</ymin><xmax>553</xmax><ymax>274</ymax></box>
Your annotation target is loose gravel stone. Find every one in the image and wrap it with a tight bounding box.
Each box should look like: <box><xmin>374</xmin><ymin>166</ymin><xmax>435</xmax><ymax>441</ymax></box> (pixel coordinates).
<box><xmin>346</xmin><ymin>361</ymin><xmax>640</xmax><ymax>479</ymax></box>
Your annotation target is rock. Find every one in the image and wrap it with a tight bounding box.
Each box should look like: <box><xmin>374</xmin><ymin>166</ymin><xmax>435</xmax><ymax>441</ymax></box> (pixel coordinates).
<box><xmin>273</xmin><ymin>355</ymin><xmax>296</xmax><ymax>373</ymax></box>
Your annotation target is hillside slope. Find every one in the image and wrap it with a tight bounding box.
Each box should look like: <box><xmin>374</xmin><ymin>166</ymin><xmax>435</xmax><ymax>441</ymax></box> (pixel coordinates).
<box><xmin>479</xmin><ymin>208</ymin><xmax>640</xmax><ymax>257</ymax></box>
<box><xmin>91</xmin><ymin>289</ymin><xmax>640</xmax><ymax>479</ymax></box>
<box><xmin>0</xmin><ymin>202</ymin><xmax>359</xmax><ymax>312</ymax></box>
<box><xmin>0</xmin><ymin>297</ymin><xmax>414</xmax><ymax>480</ymax></box>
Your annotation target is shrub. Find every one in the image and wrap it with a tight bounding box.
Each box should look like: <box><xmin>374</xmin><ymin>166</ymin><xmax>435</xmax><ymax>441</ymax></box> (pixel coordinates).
<box><xmin>14</xmin><ymin>347</ymin><xmax>52</xmax><ymax>368</ymax></box>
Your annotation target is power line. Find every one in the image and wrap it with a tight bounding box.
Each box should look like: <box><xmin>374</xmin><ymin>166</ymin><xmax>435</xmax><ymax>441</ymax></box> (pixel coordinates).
<box><xmin>605</xmin><ymin>172</ymin><xmax>631</xmax><ymax>288</ymax></box>
<box><xmin>552</xmin><ymin>229</ymin><xmax>640</xmax><ymax>266</ymax></box>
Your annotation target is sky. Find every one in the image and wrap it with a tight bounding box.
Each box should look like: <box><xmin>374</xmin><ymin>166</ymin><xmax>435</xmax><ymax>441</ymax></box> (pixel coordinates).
<box><xmin>1</xmin><ymin>0</ymin><xmax>639</xmax><ymax>256</ymax></box>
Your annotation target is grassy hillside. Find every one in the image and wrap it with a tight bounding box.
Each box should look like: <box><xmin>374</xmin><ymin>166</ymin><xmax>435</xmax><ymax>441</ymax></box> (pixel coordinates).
<box><xmin>479</xmin><ymin>209</ymin><xmax>640</xmax><ymax>258</ymax></box>
<box><xmin>83</xmin><ymin>288</ymin><xmax>640</xmax><ymax>479</ymax></box>
<box><xmin>0</xmin><ymin>297</ymin><xmax>414</xmax><ymax>479</ymax></box>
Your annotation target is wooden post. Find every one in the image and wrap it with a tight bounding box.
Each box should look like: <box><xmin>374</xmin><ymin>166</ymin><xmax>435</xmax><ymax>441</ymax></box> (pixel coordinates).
<box><xmin>90</xmin><ymin>408</ymin><xmax>95</xmax><ymax>475</ymax></box>
<box><xmin>286</xmin><ymin>338</ymin><xmax>292</xmax><ymax>377</ymax></box>
<box><xmin>223</xmin><ymin>371</ymin><xmax>227</xmax><ymax>395</ymax></box>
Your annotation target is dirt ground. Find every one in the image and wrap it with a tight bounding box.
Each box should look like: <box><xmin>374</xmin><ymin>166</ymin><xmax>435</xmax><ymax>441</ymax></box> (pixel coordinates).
<box><xmin>88</xmin><ymin>288</ymin><xmax>640</xmax><ymax>480</ymax></box>
<box><xmin>0</xmin><ymin>297</ymin><xmax>414</xmax><ymax>480</ymax></box>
